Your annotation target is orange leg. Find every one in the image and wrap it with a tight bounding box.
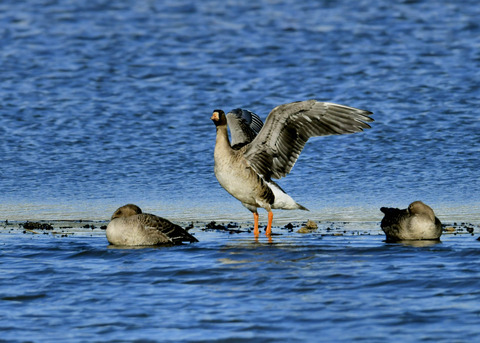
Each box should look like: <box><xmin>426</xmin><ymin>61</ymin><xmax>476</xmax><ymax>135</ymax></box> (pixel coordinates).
<box><xmin>253</xmin><ymin>212</ymin><xmax>259</xmax><ymax>237</ymax></box>
<box><xmin>265</xmin><ymin>211</ymin><xmax>273</xmax><ymax>236</ymax></box>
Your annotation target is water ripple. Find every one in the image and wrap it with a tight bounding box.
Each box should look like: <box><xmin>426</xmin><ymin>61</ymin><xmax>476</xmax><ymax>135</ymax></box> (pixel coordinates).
<box><xmin>1</xmin><ymin>0</ymin><xmax>480</xmax><ymax>341</ymax></box>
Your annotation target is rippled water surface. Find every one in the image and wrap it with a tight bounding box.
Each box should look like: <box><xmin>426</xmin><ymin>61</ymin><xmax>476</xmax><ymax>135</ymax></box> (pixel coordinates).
<box><xmin>1</xmin><ymin>0</ymin><xmax>480</xmax><ymax>341</ymax></box>
<box><xmin>2</xmin><ymin>225</ymin><xmax>480</xmax><ymax>342</ymax></box>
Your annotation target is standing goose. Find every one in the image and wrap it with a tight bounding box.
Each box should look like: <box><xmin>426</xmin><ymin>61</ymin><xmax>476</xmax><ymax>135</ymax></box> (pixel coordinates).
<box><xmin>106</xmin><ymin>204</ymin><xmax>198</xmax><ymax>246</ymax></box>
<box><xmin>211</xmin><ymin>99</ymin><xmax>373</xmax><ymax>237</ymax></box>
<box><xmin>380</xmin><ymin>201</ymin><xmax>443</xmax><ymax>242</ymax></box>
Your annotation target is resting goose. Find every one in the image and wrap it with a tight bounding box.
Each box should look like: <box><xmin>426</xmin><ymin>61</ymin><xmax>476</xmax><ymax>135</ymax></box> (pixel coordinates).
<box><xmin>380</xmin><ymin>201</ymin><xmax>443</xmax><ymax>242</ymax></box>
<box><xmin>211</xmin><ymin>99</ymin><xmax>373</xmax><ymax>237</ymax></box>
<box><xmin>106</xmin><ymin>204</ymin><xmax>198</xmax><ymax>245</ymax></box>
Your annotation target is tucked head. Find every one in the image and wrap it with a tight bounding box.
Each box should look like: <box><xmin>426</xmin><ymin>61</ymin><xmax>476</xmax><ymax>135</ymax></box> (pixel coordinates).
<box><xmin>111</xmin><ymin>204</ymin><xmax>142</xmax><ymax>220</ymax></box>
<box><xmin>211</xmin><ymin>109</ymin><xmax>227</xmax><ymax>126</ymax></box>
<box><xmin>408</xmin><ymin>201</ymin><xmax>435</xmax><ymax>221</ymax></box>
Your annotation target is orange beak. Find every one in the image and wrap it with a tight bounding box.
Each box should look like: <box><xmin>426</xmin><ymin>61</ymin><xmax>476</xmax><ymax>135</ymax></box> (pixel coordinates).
<box><xmin>211</xmin><ymin>111</ymin><xmax>219</xmax><ymax>121</ymax></box>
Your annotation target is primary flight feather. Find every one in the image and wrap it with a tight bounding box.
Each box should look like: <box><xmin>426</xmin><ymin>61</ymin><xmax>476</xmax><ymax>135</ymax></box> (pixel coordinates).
<box><xmin>211</xmin><ymin>99</ymin><xmax>373</xmax><ymax>237</ymax></box>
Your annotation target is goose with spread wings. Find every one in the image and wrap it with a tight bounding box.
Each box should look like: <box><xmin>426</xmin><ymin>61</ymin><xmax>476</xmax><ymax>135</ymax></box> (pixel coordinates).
<box><xmin>211</xmin><ymin>100</ymin><xmax>373</xmax><ymax>237</ymax></box>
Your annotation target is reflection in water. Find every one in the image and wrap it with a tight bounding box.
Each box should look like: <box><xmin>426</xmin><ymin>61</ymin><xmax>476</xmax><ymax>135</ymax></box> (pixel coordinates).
<box><xmin>107</xmin><ymin>243</ymin><xmax>174</xmax><ymax>250</ymax></box>
<box><xmin>397</xmin><ymin>240</ymin><xmax>442</xmax><ymax>248</ymax></box>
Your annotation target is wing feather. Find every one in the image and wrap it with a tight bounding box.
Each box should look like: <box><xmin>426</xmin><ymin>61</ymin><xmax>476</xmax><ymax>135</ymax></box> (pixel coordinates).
<box><xmin>138</xmin><ymin>213</ymin><xmax>198</xmax><ymax>243</ymax></box>
<box><xmin>226</xmin><ymin>109</ymin><xmax>264</xmax><ymax>149</ymax></box>
<box><xmin>243</xmin><ymin>100</ymin><xmax>373</xmax><ymax>180</ymax></box>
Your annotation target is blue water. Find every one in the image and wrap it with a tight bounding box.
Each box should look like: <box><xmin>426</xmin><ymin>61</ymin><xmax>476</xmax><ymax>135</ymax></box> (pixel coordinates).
<box><xmin>1</xmin><ymin>0</ymin><xmax>480</xmax><ymax>341</ymax></box>
<box><xmin>1</xmin><ymin>227</ymin><xmax>480</xmax><ymax>342</ymax></box>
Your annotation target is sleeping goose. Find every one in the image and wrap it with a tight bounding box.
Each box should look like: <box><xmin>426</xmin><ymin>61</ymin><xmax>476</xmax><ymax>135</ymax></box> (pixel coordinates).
<box><xmin>380</xmin><ymin>201</ymin><xmax>443</xmax><ymax>242</ymax></box>
<box><xmin>106</xmin><ymin>204</ymin><xmax>198</xmax><ymax>245</ymax></box>
<box><xmin>211</xmin><ymin>99</ymin><xmax>373</xmax><ymax>237</ymax></box>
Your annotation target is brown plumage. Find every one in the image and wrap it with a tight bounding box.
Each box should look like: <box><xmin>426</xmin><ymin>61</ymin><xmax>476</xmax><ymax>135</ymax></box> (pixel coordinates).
<box><xmin>211</xmin><ymin>99</ymin><xmax>373</xmax><ymax>237</ymax></box>
<box><xmin>380</xmin><ymin>201</ymin><xmax>443</xmax><ymax>242</ymax></box>
<box><xmin>106</xmin><ymin>204</ymin><xmax>198</xmax><ymax>246</ymax></box>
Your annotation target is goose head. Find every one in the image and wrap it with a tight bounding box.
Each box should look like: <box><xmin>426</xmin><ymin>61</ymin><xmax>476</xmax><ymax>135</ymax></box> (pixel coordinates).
<box><xmin>111</xmin><ymin>204</ymin><xmax>142</xmax><ymax>220</ymax></box>
<box><xmin>211</xmin><ymin>109</ymin><xmax>227</xmax><ymax>127</ymax></box>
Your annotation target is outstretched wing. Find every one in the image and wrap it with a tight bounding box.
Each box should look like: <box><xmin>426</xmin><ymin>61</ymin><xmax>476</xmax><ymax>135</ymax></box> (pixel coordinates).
<box><xmin>139</xmin><ymin>214</ymin><xmax>198</xmax><ymax>244</ymax></box>
<box><xmin>243</xmin><ymin>100</ymin><xmax>373</xmax><ymax>180</ymax></box>
<box><xmin>226</xmin><ymin>108</ymin><xmax>264</xmax><ymax>150</ymax></box>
